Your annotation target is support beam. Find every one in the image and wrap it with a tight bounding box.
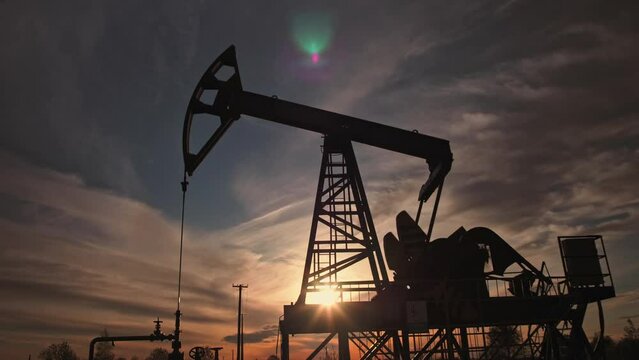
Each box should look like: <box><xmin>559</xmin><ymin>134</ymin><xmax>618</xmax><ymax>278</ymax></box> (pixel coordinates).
<box><xmin>401</xmin><ymin>330</ymin><xmax>410</xmax><ymax>360</ymax></box>
<box><xmin>280</xmin><ymin>331</ymin><xmax>289</xmax><ymax>360</ymax></box>
<box><xmin>339</xmin><ymin>331</ymin><xmax>351</xmax><ymax>360</ymax></box>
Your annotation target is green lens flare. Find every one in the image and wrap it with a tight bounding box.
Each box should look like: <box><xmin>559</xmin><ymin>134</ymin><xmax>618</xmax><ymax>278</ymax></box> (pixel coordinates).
<box><xmin>291</xmin><ymin>12</ymin><xmax>333</xmax><ymax>55</ymax></box>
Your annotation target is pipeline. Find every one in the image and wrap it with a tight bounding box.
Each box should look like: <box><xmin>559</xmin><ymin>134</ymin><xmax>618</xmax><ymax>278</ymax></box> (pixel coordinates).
<box><xmin>88</xmin><ymin>318</ymin><xmax>175</xmax><ymax>360</ymax></box>
<box><xmin>88</xmin><ymin>334</ymin><xmax>175</xmax><ymax>360</ymax></box>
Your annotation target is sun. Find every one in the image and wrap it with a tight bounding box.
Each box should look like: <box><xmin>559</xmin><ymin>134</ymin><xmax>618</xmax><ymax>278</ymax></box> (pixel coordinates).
<box><xmin>315</xmin><ymin>289</ymin><xmax>340</xmax><ymax>306</ymax></box>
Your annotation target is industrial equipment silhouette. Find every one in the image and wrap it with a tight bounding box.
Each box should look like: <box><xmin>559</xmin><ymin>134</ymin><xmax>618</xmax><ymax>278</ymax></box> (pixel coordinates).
<box><xmin>88</xmin><ymin>45</ymin><xmax>615</xmax><ymax>360</ymax></box>
<box><xmin>181</xmin><ymin>45</ymin><xmax>615</xmax><ymax>359</ymax></box>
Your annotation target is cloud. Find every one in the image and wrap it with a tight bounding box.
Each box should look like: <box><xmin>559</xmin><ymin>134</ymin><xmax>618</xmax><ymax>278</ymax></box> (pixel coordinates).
<box><xmin>2</xmin><ymin>1</ymin><xmax>639</xmax><ymax>358</ymax></box>
<box><xmin>222</xmin><ymin>324</ymin><xmax>278</xmax><ymax>344</ymax></box>
<box><xmin>0</xmin><ymin>152</ymin><xmax>306</xmax><ymax>358</ymax></box>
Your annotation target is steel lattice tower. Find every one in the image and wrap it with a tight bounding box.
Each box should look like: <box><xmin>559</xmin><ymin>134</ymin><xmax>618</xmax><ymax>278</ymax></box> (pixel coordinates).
<box><xmin>294</xmin><ymin>136</ymin><xmax>399</xmax><ymax>359</ymax></box>
<box><xmin>297</xmin><ymin>136</ymin><xmax>388</xmax><ymax>305</ymax></box>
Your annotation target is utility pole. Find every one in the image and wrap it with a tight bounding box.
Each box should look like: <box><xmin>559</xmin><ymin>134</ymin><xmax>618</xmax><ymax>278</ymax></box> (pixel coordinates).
<box><xmin>232</xmin><ymin>284</ymin><xmax>248</xmax><ymax>360</ymax></box>
<box><xmin>240</xmin><ymin>313</ymin><xmax>244</xmax><ymax>360</ymax></box>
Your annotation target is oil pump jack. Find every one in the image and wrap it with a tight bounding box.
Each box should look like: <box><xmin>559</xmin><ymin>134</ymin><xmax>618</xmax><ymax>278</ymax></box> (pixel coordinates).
<box><xmin>183</xmin><ymin>46</ymin><xmax>615</xmax><ymax>359</ymax></box>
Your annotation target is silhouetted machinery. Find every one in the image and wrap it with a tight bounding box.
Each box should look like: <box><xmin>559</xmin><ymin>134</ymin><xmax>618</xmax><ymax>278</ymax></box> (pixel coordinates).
<box><xmin>380</xmin><ymin>214</ymin><xmax>549</xmax><ymax>303</ymax></box>
<box><xmin>183</xmin><ymin>46</ymin><xmax>615</xmax><ymax>359</ymax></box>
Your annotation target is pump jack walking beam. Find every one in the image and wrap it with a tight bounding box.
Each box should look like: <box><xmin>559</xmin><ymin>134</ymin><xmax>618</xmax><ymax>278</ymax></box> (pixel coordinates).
<box><xmin>182</xmin><ymin>45</ymin><xmax>452</xmax><ymax>204</ymax></box>
<box><xmin>183</xmin><ymin>45</ymin><xmax>453</xmax><ymax>360</ymax></box>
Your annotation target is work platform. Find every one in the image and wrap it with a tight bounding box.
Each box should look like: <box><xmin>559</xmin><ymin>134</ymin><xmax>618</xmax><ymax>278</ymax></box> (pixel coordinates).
<box><xmin>281</xmin><ymin>281</ymin><xmax>614</xmax><ymax>359</ymax></box>
<box><xmin>279</xmin><ymin>235</ymin><xmax>615</xmax><ymax>359</ymax></box>
<box><xmin>282</xmin><ymin>287</ymin><xmax>614</xmax><ymax>335</ymax></box>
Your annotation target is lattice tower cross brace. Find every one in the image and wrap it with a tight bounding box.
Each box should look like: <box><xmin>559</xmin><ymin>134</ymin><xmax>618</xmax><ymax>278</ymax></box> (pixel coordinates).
<box><xmin>296</xmin><ymin>136</ymin><xmax>389</xmax><ymax>305</ymax></box>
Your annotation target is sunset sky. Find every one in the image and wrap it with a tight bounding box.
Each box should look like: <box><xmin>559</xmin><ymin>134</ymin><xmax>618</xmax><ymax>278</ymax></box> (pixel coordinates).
<box><xmin>1</xmin><ymin>1</ymin><xmax>638</xmax><ymax>359</ymax></box>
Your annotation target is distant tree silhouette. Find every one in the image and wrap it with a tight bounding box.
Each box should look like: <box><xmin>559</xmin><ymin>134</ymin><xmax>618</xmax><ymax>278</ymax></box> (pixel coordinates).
<box><xmin>589</xmin><ymin>320</ymin><xmax>639</xmax><ymax>360</ymax></box>
<box><xmin>198</xmin><ymin>347</ymin><xmax>224</xmax><ymax>360</ymax></box>
<box><xmin>615</xmin><ymin>319</ymin><xmax>639</xmax><ymax>359</ymax></box>
<box><xmin>591</xmin><ymin>333</ymin><xmax>616</xmax><ymax>359</ymax></box>
<box><xmin>145</xmin><ymin>348</ymin><xmax>169</xmax><ymax>360</ymax></box>
<box><xmin>318</xmin><ymin>345</ymin><xmax>337</xmax><ymax>360</ymax></box>
<box><xmin>623</xmin><ymin>319</ymin><xmax>638</xmax><ymax>340</ymax></box>
<box><xmin>95</xmin><ymin>329</ymin><xmax>115</xmax><ymax>360</ymax></box>
<box><xmin>486</xmin><ymin>326</ymin><xmax>522</xmax><ymax>359</ymax></box>
<box><xmin>38</xmin><ymin>341</ymin><xmax>78</xmax><ymax>360</ymax></box>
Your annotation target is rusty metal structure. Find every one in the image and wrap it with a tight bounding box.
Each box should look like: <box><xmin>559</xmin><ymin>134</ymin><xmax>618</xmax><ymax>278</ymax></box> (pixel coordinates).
<box><xmin>182</xmin><ymin>46</ymin><xmax>615</xmax><ymax>359</ymax></box>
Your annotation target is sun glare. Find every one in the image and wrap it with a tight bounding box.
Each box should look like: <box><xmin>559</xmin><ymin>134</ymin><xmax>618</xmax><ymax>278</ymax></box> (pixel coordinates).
<box><xmin>315</xmin><ymin>289</ymin><xmax>340</xmax><ymax>306</ymax></box>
